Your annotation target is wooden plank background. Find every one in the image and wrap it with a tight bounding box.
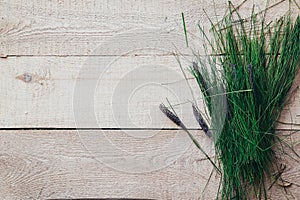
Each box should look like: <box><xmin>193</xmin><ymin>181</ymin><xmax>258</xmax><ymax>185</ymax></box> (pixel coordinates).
<box><xmin>0</xmin><ymin>0</ymin><xmax>299</xmax><ymax>199</ymax></box>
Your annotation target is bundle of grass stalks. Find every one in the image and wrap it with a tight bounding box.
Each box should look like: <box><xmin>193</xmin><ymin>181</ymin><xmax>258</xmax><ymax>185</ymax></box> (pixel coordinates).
<box><xmin>160</xmin><ymin>3</ymin><xmax>300</xmax><ymax>199</ymax></box>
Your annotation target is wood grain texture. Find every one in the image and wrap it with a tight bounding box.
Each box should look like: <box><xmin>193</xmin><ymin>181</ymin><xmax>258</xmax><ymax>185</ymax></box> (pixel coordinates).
<box><xmin>0</xmin><ymin>130</ymin><xmax>299</xmax><ymax>200</ymax></box>
<box><xmin>0</xmin><ymin>0</ymin><xmax>298</xmax><ymax>129</ymax></box>
<box><xmin>0</xmin><ymin>130</ymin><xmax>217</xmax><ymax>200</ymax></box>
<box><xmin>0</xmin><ymin>0</ymin><xmax>209</xmax><ymax>56</ymax></box>
<box><xmin>1</xmin><ymin>55</ymin><xmax>299</xmax><ymax>129</ymax></box>
<box><xmin>0</xmin><ymin>0</ymin><xmax>297</xmax><ymax>56</ymax></box>
<box><xmin>0</xmin><ymin>55</ymin><xmax>208</xmax><ymax>128</ymax></box>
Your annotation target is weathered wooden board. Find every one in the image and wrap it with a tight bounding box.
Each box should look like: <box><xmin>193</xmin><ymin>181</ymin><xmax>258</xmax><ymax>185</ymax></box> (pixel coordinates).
<box><xmin>0</xmin><ymin>130</ymin><xmax>217</xmax><ymax>200</ymax></box>
<box><xmin>0</xmin><ymin>0</ymin><xmax>297</xmax><ymax>56</ymax></box>
<box><xmin>0</xmin><ymin>0</ymin><xmax>211</xmax><ymax>56</ymax></box>
<box><xmin>1</xmin><ymin>55</ymin><xmax>300</xmax><ymax>129</ymax></box>
<box><xmin>0</xmin><ymin>130</ymin><xmax>298</xmax><ymax>199</ymax></box>
<box><xmin>0</xmin><ymin>55</ymin><xmax>209</xmax><ymax>128</ymax></box>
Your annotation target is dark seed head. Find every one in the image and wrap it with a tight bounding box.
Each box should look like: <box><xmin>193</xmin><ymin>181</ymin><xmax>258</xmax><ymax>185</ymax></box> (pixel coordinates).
<box><xmin>159</xmin><ymin>104</ymin><xmax>182</xmax><ymax>127</ymax></box>
<box><xmin>192</xmin><ymin>104</ymin><xmax>212</xmax><ymax>138</ymax></box>
<box><xmin>192</xmin><ymin>62</ymin><xmax>210</xmax><ymax>97</ymax></box>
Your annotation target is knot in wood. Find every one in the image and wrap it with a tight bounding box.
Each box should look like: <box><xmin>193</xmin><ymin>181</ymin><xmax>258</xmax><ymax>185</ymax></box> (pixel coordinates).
<box><xmin>16</xmin><ymin>73</ymin><xmax>32</xmax><ymax>83</ymax></box>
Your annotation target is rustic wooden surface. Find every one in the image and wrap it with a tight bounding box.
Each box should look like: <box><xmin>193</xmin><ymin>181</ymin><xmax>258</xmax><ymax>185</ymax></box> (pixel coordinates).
<box><xmin>0</xmin><ymin>0</ymin><xmax>299</xmax><ymax>199</ymax></box>
<box><xmin>0</xmin><ymin>130</ymin><xmax>299</xmax><ymax>200</ymax></box>
<box><xmin>0</xmin><ymin>56</ymin><xmax>205</xmax><ymax>128</ymax></box>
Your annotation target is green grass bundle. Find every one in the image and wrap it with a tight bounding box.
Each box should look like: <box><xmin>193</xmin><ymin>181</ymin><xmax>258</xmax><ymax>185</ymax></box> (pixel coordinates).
<box><xmin>209</xmin><ymin>14</ymin><xmax>300</xmax><ymax>200</ymax></box>
<box><xmin>160</xmin><ymin>4</ymin><xmax>300</xmax><ymax>200</ymax></box>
